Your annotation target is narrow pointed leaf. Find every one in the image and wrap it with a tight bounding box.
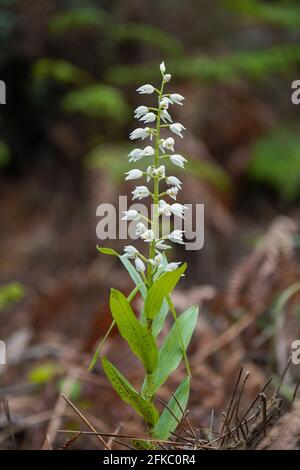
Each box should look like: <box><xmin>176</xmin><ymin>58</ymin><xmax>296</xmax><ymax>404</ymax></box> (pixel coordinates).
<box><xmin>144</xmin><ymin>263</ymin><xmax>187</xmax><ymax>321</ymax></box>
<box><xmin>110</xmin><ymin>288</ymin><xmax>158</xmax><ymax>374</ymax></box>
<box><xmin>120</xmin><ymin>257</ymin><xmax>147</xmax><ymax>298</ymax></box>
<box><xmin>150</xmin><ymin>305</ymin><xmax>198</xmax><ymax>394</ymax></box>
<box><xmin>102</xmin><ymin>357</ymin><xmax>159</xmax><ymax>426</ymax></box>
<box><xmin>97</xmin><ymin>246</ymin><xmax>119</xmax><ymax>256</ymax></box>
<box><xmin>97</xmin><ymin>246</ymin><xmax>146</xmax><ymax>298</ymax></box>
<box><xmin>154</xmin><ymin>377</ymin><xmax>190</xmax><ymax>440</ymax></box>
<box><xmin>152</xmin><ymin>299</ymin><xmax>169</xmax><ymax>338</ymax></box>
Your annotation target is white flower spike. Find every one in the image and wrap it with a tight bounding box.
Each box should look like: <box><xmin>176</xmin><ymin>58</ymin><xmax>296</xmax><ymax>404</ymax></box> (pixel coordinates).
<box><xmin>136</xmin><ymin>84</ymin><xmax>155</xmax><ymax>94</ymax></box>
<box><xmin>170</xmin><ymin>93</ymin><xmax>185</xmax><ymax>105</ymax></box>
<box><xmin>123</xmin><ymin>246</ymin><xmax>138</xmax><ymax>259</ymax></box>
<box><xmin>140</xmin><ymin>112</ymin><xmax>156</xmax><ymax>123</ymax></box>
<box><xmin>125</xmin><ymin>169</ymin><xmax>143</xmax><ymax>180</ymax></box>
<box><xmin>170</xmin><ymin>123</ymin><xmax>186</xmax><ymax>138</ymax></box>
<box><xmin>162</xmin><ymin>137</ymin><xmax>174</xmax><ymax>152</ymax></box>
<box><xmin>135</xmin><ymin>222</ymin><xmax>147</xmax><ymax>236</ymax></box>
<box><xmin>160</xmin><ymin>61</ymin><xmax>166</xmax><ymax>74</ymax></box>
<box><xmin>132</xmin><ymin>186</ymin><xmax>150</xmax><ymax>200</ymax></box>
<box><xmin>130</xmin><ymin>128</ymin><xmax>150</xmax><ymax>140</ymax></box>
<box><xmin>170</xmin><ymin>154</ymin><xmax>187</xmax><ymax>169</ymax></box>
<box><xmin>165</xmin><ymin>262</ymin><xmax>182</xmax><ymax>272</ymax></box>
<box><xmin>140</xmin><ymin>229</ymin><xmax>155</xmax><ymax>243</ymax></box>
<box><xmin>168</xmin><ymin>230</ymin><xmax>185</xmax><ymax>244</ymax></box>
<box><xmin>122</xmin><ymin>210</ymin><xmax>140</xmax><ymax>221</ymax></box>
<box><xmin>167</xmin><ymin>187</ymin><xmax>178</xmax><ymax>200</ymax></box>
<box><xmin>135</xmin><ymin>257</ymin><xmax>146</xmax><ymax>272</ymax></box>
<box><xmin>128</xmin><ymin>148</ymin><xmax>144</xmax><ymax>162</ymax></box>
<box><xmin>143</xmin><ymin>146</ymin><xmax>155</xmax><ymax>157</ymax></box>
<box><xmin>134</xmin><ymin>106</ymin><xmax>149</xmax><ymax>119</ymax></box>
<box><xmin>166</xmin><ymin>176</ymin><xmax>182</xmax><ymax>189</ymax></box>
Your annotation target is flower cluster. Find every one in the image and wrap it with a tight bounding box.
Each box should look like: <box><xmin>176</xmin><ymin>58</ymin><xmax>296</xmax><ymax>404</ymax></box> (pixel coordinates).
<box><xmin>122</xmin><ymin>62</ymin><xmax>187</xmax><ymax>279</ymax></box>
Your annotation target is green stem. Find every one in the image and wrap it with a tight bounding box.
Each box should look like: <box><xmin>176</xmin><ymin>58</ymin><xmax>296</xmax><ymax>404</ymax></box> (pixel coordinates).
<box><xmin>147</xmin><ymin>79</ymin><xmax>165</xmax><ymax>286</ymax></box>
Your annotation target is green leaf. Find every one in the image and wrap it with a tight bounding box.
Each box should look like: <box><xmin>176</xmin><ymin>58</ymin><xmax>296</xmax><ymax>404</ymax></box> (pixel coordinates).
<box><xmin>96</xmin><ymin>246</ymin><xmax>146</xmax><ymax>298</ymax></box>
<box><xmin>144</xmin><ymin>263</ymin><xmax>187</xmax><ymax>321</ymax></box>
<box><xmin>150</xmin><ymin>306</ymin><xmax>198</xmax><ymax>394</ymax></box>
<box><xmin>154</xmin><ymin>377</ymin><xmax>190</xmax><ymax>440</ymax></box>
<box><xmin>152</xmin><ymin>300</ymin><xmax>169</xmax><ymax>338</ymax></box>
<box><xmin>120</xmin><ymin>257</ymin><xmax>147</xmax><ymax>299</ymax></box>
<box><xmin>32</xmin><ymin>58</ymin><xmax>89</xmax><ymax>84</ymax></box>
<box><xmin>62</xmin><ymin>84</ymin><xmax>129</xmax><ymax>122</ymax></box>
<box><xmin>102</xmin><ymin>357</ymin><xmax>159</xmax><ymax>426</ymax></box>
<box><xmin>110</xmin><ymin>289</ymin><xmax>158</xmax><ymax>374</ymax></box>
<box><xmin>97</xmin><ymin>246</ymin><xmax>119</xmax><ymax>257</ymax></box>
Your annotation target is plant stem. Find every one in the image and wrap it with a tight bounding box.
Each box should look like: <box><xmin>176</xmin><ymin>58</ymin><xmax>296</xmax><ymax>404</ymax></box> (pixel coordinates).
<box><xmin>147</xmin><ymin>78</ymin><xmax>165</xmax><ymax>286</ymax></box>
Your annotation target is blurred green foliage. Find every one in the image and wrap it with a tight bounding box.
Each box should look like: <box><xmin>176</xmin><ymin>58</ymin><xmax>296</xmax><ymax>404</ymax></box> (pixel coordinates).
<box><xmin>28</xmin><ymin>362</ymin><xmax>63</xmax><ymax>385</ymax></box>
<box><xmin>32</xmin><ymin>58</ymin><xmax>89</xmax><ymax>85</ymax></box>
<box><xmin>247</xmin><ymin>129</ymin><xmax>300</xmax><ymax>202</ymax></box>
<box><xmin>224</xmin><ymin>0</ymin><xmax>300</xmax><ymax>30</ymax></box>
<box><xmin>49</xmin><ymin>6</ymin><xmax>109</xmax><ymax>34</ymax></box>
<box><xmin>105</xmin><ymin>45</ymin><xmax>300</xmax><ymax>85</ymax></box>
<box><xmin>0</xmin><ymin>282</ymin><xmax>24</xmax><ymax>311</ymax></box>
<box><xmin>62</xmin><ymin>84</ymin><xmax>129</xmax><ymax>122</ymax></box>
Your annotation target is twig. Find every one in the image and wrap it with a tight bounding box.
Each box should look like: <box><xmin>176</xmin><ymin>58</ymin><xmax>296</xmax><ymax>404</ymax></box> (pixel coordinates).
<box><xmin>61</xmin><ymin>394</ymin><xmax>110</xmax><ymax>450</ymax></box>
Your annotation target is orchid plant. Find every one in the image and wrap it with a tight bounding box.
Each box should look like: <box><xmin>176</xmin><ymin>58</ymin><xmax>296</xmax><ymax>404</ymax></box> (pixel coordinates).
<box><xmin>91</xmin><ymin>62</ymin><xmax>198</xmax><ymax>447</ymax></box>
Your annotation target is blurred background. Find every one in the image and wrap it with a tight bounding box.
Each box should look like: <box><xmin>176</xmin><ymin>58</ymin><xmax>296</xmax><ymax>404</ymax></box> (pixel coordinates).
<box><xmin>1</xmin><ymin>0</ymin><xmax>300</xmax><ymax>450</ymax></box>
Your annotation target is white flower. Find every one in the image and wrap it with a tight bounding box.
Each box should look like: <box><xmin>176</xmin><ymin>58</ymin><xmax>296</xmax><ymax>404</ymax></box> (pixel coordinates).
<box><xmin>136</xmin><ymin>84</ymin><xmax>155</xmax><ymax>94</ymax></box>
<box><xmin>166</xmin><ymin>176</ymin><xmax>182</xmax><ymax>189</ymax></box>
<box><xmin>170</xmin><ymin>93</ymin><xmax>185</xmax><ymax>105</ymax></box>
<box><xmin>162</xmin><ymin>137</ymin><xmax>174</xmax><ymax>152</ymax></box>
<box><xmin>146</xmin><ymin>165</ymin><xmax>154</xmax><ymax>182</ymax></box>
<box><xmin>149</xmin><ymin>253</ymin><xmax>163</xmax><ymax>268</ymax></box>
<box><xmin>165</xmin><ymin>262</ymin><xmax>181</xmax><ymax>272</ymax></box>
<box><xmin>140</xmin><ymin>112</ymin><xmax>156</xmax><ymax>123</ymax></box>
<box><xmin>132</xmin><ymin>186</ymin><xmax>150</xmax><ymax>200</ymax></box>
<box><xmin>160</xmin><ymin>97</ymin><xmax>172</xmax><ymax>109</ymax></box>
<box><xmin>143</xmin><ymin>146</ymin><xmax>155</xmax><ymax>156</ymax></box>
<box><xmin>135</xmin><ymin>257</ymin><xmax>146</xmax><ymax>272</ymax></box>
<box><xmin>170</xmin><ymin>203</ymin><xmax>187</xmax><ymax>219</ymax></box>
<box><xmin>130</xmin><ymin>128</ymin><xmax>150</xmax><ymax>140</ymax></box>
<box><xmin>135</xmin><ymin>222</ymin><xmax>147</xmax><ymax>236</ymax></box>
<box><xmin>167</xmin><ymin>187</ymin><xmax>178</xmax><ymax>200</ymax></box>
<box><xmin>159</xmin><ymin>200</ymin><xmax>171</xmax><ymax>216</ymax></box>
<box><xmin>168</xmin><ymin>230</ymin><xmax>185</xmax><ymax>244</ymax></box>
<box><xmin>134</xmin><ymin>106</ymin><xmax>148</xmax><ymax>119</ymax></box>
<box><xmin>125</xmin><ymin>169</ymin><xmax>143</xmax><ymax>180</ymax></box>
<box><xmin>161</xmin><ymin>109</ymin><xmax>172</xmax><ymax>123</ymax></box>
<box><xmin>140</xmin><ymin>229</ymin><xmax>155</xmax><ymax>242</ymax></box>
<box><xmin>123</xmin><ymin>245</ymin><xmax>138</xmax><ymax>259</ymax></box>
<box><xmin>160</xmin><ymin>61</ymin><xmax>166</xmax><ymax>74</ymax></box>
<box><xmin>153</xmin><ymin>165</ymin><xmax>165</xmax><ymax>178</ymax></box>
<box><xmin>156</xmin><ymin>241</ymin><xmax>171</xmax><ymax>250</ymax></box>
<box><xmin>170</xmin><ymin>154</ymin><xmax>187</xmax><ymax>169</ymax></box>
<box><xmin>170</xmin><ymin>123</ymin><xmax>186</xmax><ymax>138</ymax></box>
<box><xmin>122</xmin><ymin>210</ymin><xmax>140</xmax><ymax>221</ymax></box>
<box><xmin>164</xmin><ymin>73</ymin><xmax>171</xmax><ymax>82</ymax></box>
<box><xmin>128</xmin><ymin>148</ymin><xmax>144</xmax><ymax>162</ymax></box>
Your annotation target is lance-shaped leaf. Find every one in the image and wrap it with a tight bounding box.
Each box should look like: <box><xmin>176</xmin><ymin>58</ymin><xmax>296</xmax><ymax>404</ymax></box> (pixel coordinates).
<box><xmin>120</xmin><ymin>257</ymin><xmax>147</xmax><ymax>298</ymax></box>
<box><xmin>152</xmin><ymin>299</ymin><xmax>169</xmax><ymax>338</ymax></box>
<box><xmin>102</xmin><ymin>357</ymin><xmax>159</xmax><ymax>426</ymax></box>
<box><xmin>154</xmin><ymin>377</ymin><xmax>190</xmax><ymax>440</ymax></box>
<box><xmin>150</xmin><ymin>305</ymin><xmax>198</xmax><ymax>394</ymax></box>
<box><xmin>144</xmin><ymin>263</ymin><xmax>187</xmax><ymax>321</ymax></box>
<box><xmin>110</xmin><ymin>288</ymin><xmax>158</xmax><ymax>374</ymax></box>
<box><xmin>97</xmin><ymin>246</ymin><xmax>147</xmax><ymax>298</ymax></box>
